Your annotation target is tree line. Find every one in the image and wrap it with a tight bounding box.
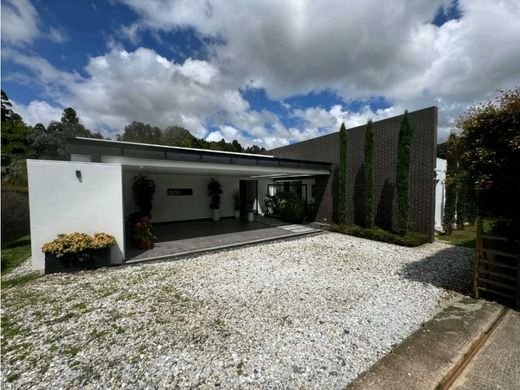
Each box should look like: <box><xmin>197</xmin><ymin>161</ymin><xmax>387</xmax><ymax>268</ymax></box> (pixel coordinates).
<box><xmin>1</xmin><ymin>90</ymin><xmax>266</xmax><ymax>185</ymax></box>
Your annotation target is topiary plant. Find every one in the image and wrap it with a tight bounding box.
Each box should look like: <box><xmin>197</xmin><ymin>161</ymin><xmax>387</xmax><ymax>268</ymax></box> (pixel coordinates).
<box><xmin>208</xmin><ymin>179</ymin><xmax>222</xmax><ymax>210</ymax></box>
<box><xmin>364</xmin><ymin>119</ymin><xmax>374</xmax><ymax>228</ymax></box>
<box><xmin>338</xmin><ymin>123</ymin><xmax>347</xmax><ymax>224</ymax></box>
<box><xmin>396</xmin><ymin>111</ymin><xmax>414</xmax><ymax>234</ymax></box>
<box><xmin>132</xmin><ymin>174</ymin><xmax>156</xmax><ymax>218</ymax></box>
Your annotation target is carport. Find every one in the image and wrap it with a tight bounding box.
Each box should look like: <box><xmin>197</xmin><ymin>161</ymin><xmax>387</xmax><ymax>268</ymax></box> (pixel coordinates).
<box><xmin>27</xmin><ymin>138</ymin><xmax>330</xmax><ymax>271</ymax></box>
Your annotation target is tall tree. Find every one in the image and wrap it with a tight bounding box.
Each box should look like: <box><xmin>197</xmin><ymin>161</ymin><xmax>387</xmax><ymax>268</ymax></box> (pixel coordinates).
<box><xmin>231</xmin><ymin>140</ymin><xmax>243</xmax><ymax>153</ymax></box>
<box><xmin>1</xmin><ymin>91</ymin><xmax>33</xmax><ymax>167</ymax></box>
<box><xmin>244</xmin><ymin>145</ymin><xmax>266</xmax><ymax>154</ymax></box>
<box><xmin>1</xmin><ymin>90</ymin><xmax>15</xmax><ymax>123</ymax></box>
<box><xmin>364</xmin><ymin>120</ymin><xmax>374</xmax><ymax>227</ymax></box>
<box><xmin>338</xmin><ymin>123</ymin><xmax>347</xmax><ymax>224</ymax></box>
<box><xmin>30</xmin><ymin>107</ymin><xmax>95</xmax><ymax>160</ymax></box>
<box><xmin>119</xmin><ymin>121</ymin><xmax>162</xmax><ymax>144</ymax></box>
<box><xmin>162</xmin><ymin>125</ymin><xmax>195</xmax><ymax>147</ymax></box>
<box><xmin>396</xmin><ymin>111</ymin><xmax>414</xmax><ymax>234</ymax></box>
<box><xmin>456</xmin><ymin>87</ymin><xmax>520</xmax><ymax>220</ymax></box>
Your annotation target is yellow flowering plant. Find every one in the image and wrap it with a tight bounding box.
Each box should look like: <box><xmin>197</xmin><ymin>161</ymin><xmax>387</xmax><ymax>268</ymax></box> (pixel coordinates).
<box><xmin>90</xmin><ymin>233</ymin><xmax>116</xmax><ymax>249</ymax></box>
<box><xmin>42</xmin><ymin>232</ymin><xmax>116</xmax><ymax>261</ymax></box>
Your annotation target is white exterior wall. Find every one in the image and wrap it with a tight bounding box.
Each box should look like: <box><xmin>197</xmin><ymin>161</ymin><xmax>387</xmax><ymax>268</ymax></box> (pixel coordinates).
<box><xmin>123</xmin><ymin>172</ymin><xmax>241</xmax><ymax>222</ymax></box>
<box><xmin>435</xmin><ymin>158</ymin><xmax>447</xmax><ymax>232</ymax></box>
<box><xmin>27</xmin><ymin>160</ymin><xmax>125</xmax><ymax>271</ymax></box>
<box><xmin>257</xmin><ymin>179</ymin><xmax>272</xmax><ymax>215</ymax></box>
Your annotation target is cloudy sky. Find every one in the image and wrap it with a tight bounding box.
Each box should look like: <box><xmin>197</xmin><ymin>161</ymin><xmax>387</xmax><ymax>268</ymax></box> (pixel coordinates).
<box><xmin>2</xmin><ymin>0</ymin><xmax>519</xmax><ymax>148</ymax></box>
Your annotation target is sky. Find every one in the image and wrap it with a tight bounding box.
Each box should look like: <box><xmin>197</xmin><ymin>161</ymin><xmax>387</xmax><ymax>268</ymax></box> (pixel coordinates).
<box><xmin>1</xmin><ymin>0</ymin><xmax>519</xmax><ymax>149</ymax></box>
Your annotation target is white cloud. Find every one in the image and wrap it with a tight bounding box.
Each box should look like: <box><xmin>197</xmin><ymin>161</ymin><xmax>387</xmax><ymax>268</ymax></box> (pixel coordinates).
<box><xmin>17</xmin><ymin>47</ymin><xmax>250</xmax><ymax>138</ymax></box>
<box><xmin>12</xmin><ymin>100</ymin><xmax>63</xmax><ymax>126</ymax></box>
<box><xmin>1</xmin><ymin>0</ymin><xmax>39</xmax><ymax>45</ymax></box>
<box><xmin>205</xmin><ymin>131</ymin><xmax>223</xmax><ymax>142</ymax></box>
<box><xmin>1</xmin><ymin>0</ymin><xmax>69</xmax><ymax>46</ymax></box>
<box><xmin>6</xmin><ymin>0</ymin><xmax>520</xmax><ymax>147</ymax></box>
<box><xmin>48</xmin><ymin>27</ymin><xmax>68</xmax><ymax>43</ymax></box>
<box><xmin>117</xmin><ymin>0</ymin><xmax>520</xmax><ymax>141</ymax></box>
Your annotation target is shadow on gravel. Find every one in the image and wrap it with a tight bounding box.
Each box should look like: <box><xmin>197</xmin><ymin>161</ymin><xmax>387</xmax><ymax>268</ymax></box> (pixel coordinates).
<box><xmin>400</xmin><ymin>246</ymin><xmax>473</xmax><ymax>295</ymax></box>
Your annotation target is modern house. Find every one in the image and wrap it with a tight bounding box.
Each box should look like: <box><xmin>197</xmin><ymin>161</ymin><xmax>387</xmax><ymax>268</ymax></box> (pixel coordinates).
<box><xmin>27</xmin><ymin>106</ymin><xmax>438</xmax><ymax>271</ymax></box>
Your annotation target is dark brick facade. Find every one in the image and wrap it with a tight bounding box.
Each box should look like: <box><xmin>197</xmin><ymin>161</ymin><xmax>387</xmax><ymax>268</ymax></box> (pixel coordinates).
<box><xmin>269</xmin><ymin>106</ymin><xmax>438</xmax><ymax>241</ymax></box>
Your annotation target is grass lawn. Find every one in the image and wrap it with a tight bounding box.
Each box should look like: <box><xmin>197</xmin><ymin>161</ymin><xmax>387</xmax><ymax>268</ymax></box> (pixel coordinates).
<box><xmin>436</xmin><ymin>224</ymin><xmax>476</xmax><ymax>248</ymax></box>
<box><xmin>1</xmin><ymin>235</ymin><xmax>31</xmax><ymax>275</ymax></box>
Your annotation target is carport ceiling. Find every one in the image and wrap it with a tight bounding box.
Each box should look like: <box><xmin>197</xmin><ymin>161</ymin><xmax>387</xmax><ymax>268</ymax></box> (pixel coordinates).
<box><xmin>120</xmin><ymin>159</ymin><xmax>327</xmax><ymax>178</ymax></box>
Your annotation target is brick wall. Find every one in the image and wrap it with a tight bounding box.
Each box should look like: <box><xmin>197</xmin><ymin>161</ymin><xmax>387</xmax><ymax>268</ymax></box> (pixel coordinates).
<box><xmin>269</xmin><ymin>106</ymin><xmax>437</xmax><ymax>241</ymax></box>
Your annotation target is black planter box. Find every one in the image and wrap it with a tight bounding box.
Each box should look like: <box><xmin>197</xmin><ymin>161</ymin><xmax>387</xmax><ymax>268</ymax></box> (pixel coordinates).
<box><xmin>44</xmin><ymin>248</ymin><xmax>112</xmax><ymax>274</ymax></box>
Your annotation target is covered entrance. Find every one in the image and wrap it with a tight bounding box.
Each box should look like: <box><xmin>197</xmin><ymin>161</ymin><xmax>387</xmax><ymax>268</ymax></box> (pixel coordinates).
<box><xmin>66</xmin><ymin>137</ymin><xmax>331</xmax><ymax>265</ymax></box>
<box><xmin>125</xmin><ymin>216</ymin><xmax>320</xmax><ymax>263</ymax></box>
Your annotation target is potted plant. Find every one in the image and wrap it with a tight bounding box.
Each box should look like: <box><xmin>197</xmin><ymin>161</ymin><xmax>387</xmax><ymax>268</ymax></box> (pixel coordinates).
<box><xmin>208</xmin><ymin>179</ymin><xmax>222</xmax><ymax>221</ymax></box>
<box><xmin>247</xmin><ymin>199</ymin><xmax>255</xmax><ymax>222</ymax></box>
<box><xmin>90</xmin><ymin>232</ymin><xmax>116</xmax><ymax>267</ymax></box>
<box><xmin>132</xmin><ymin>173</ymin><xmax>156</xmax><ymax>217</ymax></box>
<box><xmin>41</xmin><ymin>231</ymin><xmax>115</xmax><ymax>273</ymax></box>
<box><xmin>133</xmin><ymin>216</ymin><xmax>156</xmax><ymax>249</ymax></box>
<box><xmin>232</xmin><ymin>189</ymin><xmax>240</xmax><ymax>218</ymax></box>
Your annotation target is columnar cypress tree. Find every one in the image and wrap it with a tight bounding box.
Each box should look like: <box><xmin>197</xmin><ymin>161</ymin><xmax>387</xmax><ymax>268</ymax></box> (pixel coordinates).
<box><xmin>396</xmin><ymin>111</ymin><xmax>414</xmax><ymax>234</ymax></box>
<box><xmin>338</xmin><ymin>123</ymin><xmax>347</xmax><ymax>224</ymax></box>
<box><xmin>443</xmin><ymin>134</ymin><xmax>458</xmax><ymax>234</ymax></box>
<box><xmin>364</xmin><ymin>120</ymin><xmax>374</xmax><ymax>227</ymax></box>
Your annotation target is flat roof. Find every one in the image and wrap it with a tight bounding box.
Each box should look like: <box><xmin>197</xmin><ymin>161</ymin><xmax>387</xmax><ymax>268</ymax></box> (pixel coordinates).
<box><xmin>66</xmin><ymin>137</ymin><xmax>331</xmax><ymax>173</ymax></box>
<box><xmin>74</xmin><ymin>137</ymin><xmax>276</xmax><ymax>158</ymax></box>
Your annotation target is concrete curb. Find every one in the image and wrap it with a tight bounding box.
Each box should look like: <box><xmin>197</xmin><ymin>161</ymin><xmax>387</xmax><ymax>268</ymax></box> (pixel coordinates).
<box><xmin>347</xmin><ymin>297</ymin><xmax>505</xmax><ymax>390</ymax></box>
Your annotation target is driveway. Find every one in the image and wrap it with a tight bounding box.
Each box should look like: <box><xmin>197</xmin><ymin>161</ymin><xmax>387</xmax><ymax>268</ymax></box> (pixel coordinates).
<box><xmin>1</xmin><ymin>232</ymin><xmax>472</xmax><ymax>389</ymax></box>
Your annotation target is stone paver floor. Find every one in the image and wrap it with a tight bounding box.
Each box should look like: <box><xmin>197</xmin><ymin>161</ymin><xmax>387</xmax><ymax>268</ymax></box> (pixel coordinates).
<box><xmin>125</xmin><ymin>216</ymin><xmax>320</xmax><ymax>263</ymax></box>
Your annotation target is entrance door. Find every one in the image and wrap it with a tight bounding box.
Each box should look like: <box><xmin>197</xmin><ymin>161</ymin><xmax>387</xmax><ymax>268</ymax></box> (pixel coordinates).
<box><xmin>239</xmin><ymin>180</ymin><xmax>257</xmax><ymax>216</ymax></box>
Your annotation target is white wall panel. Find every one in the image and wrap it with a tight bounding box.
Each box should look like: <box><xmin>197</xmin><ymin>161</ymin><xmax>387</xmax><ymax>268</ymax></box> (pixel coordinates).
<box><xmin>123</xmin><ymin>172</ymin><xmax>241</xmax><ymax>222</ymax></box>
<box><xmin>27</xmin><ymin>160</ymin><xmax>125</xmax><ymax>271</ymax></box>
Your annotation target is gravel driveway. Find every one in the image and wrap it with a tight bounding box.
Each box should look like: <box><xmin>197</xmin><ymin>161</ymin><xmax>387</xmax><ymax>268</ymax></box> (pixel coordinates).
<box><xmin>1</xmin><ymin>232</ymin><xmax>472</xmax><ymax>389</ymax></box>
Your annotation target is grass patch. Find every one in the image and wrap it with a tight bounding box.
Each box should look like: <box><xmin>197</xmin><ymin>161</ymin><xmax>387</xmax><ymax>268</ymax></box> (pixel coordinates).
<box><xmin>1</xmin><ymin>272</ymin><xmax>42</xmax><ymax>289</ymax></box>
<box><xmin>328</xmin><ymin>224</ymin><xmax>430</xmax><ymax>247</ymax></box>
<box><xmin>1</xmin><ymin>235</ymin><xmax>31</xmax><ymax>275</ymax></box>
<box><xmin>437</xmin><ymin>224</ymin><xmax>476</xmax><ymax>248</ymax></box>
<box><xmin>1</xmin><ymin>314</ymin><xmax>29</xmax><ymax>341</ymax></box>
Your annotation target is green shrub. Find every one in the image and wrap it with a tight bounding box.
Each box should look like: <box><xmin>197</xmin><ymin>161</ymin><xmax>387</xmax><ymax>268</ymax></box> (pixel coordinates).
<box><xmin>328</xmin><ymin>224</ymin><xmax>429</xmax><ymax>247</ymax></box>
<box><xmin>279</xmin><ymin>196</ymin><xmax>306</xmax><ymax>223</ymax></box>
<box><xmin>265</xmin><ymin>193</ymin><xmax>308</xmax><ymax>223</ymax></box>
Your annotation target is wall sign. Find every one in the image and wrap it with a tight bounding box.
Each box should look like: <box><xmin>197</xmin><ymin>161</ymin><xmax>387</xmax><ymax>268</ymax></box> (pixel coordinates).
<box><xmin>167</xmin><ymin>188</ymin><xmax>193</xmax><ymax>196</ymax></box>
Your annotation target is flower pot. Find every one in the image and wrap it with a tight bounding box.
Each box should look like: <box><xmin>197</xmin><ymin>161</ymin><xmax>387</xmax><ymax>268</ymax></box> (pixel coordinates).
<box><xmin>44</xmin><ymin>253</ymin><xmax>68</xmax><ymax>274</ymax></box>
<box><xmin>138</xmin><ymin>240</ymin><xmax>153</xmax><ymax>249</ymax></box>
<box><xmin>91</xmin><ymin>247</ymin><xmax>111</xmax><ymax>268</ymax></box>
<box><xmin>234</xmin><ymin>210</ymin><xmax>240</xmax><ymax>219</ymax></box>
<box><xmin>44</xmin><ymin>252</ymin><xmax>95</xmax><ymax>274</ymax></box>
<box><xmin>212</xmin><ymin>209</ymin><xmax>220</xmax><ymax>221</ymax></box>
<box><xmin>248</xmin><ymin>212</ymin><xmax>254</xmax><ymax>222</ymax></box>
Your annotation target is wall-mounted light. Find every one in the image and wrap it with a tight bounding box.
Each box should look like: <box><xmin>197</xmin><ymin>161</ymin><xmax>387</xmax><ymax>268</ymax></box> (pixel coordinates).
<box><xmin>76</xmin><ymin>170</ymin><xmax>82</xmax><ymax>182</ymax></box>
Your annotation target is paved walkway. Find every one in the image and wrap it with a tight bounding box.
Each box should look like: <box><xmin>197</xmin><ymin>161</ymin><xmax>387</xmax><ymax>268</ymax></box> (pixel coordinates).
<box><xmin>450</xmin><ymin>309</ymin><xmax>520</xmax><ymax>389</ymax></box>
<box><xmin>348</xmin><ymin>298</ymin><xmax>520</xmax><ymax>389</ymax></box>
<box><xmin>125</xmin><ymin>216</ymin><xmax>321</xmax><ymax>263</ymax></box>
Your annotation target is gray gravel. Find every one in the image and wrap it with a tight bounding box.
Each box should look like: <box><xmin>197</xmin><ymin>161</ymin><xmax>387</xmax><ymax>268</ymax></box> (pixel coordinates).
<box><xmin>1</xmin><ymin>232</ymin><xmax>472</xmax><ymax>389</ymax></box>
